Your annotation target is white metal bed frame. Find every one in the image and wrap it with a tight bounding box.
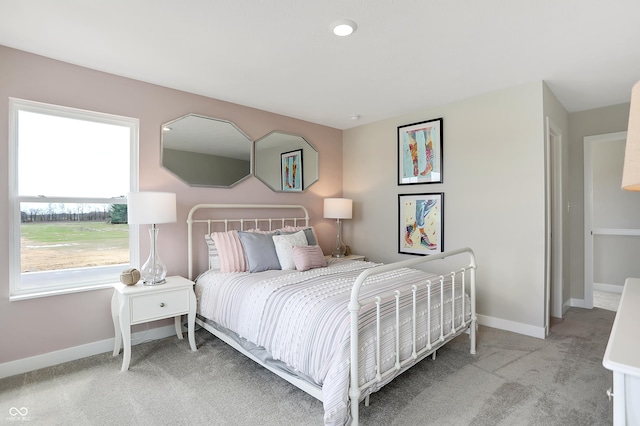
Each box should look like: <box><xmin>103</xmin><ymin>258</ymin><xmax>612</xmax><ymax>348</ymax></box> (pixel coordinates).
<box><xmin>187</xmin><ymin>204</ymin><xmax>477</xmax><ymax>426</ymax></box>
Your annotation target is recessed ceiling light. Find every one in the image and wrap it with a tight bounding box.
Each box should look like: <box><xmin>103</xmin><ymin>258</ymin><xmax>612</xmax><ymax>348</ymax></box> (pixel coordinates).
<box><xmin>162</xmin><ymin>126</ymin><xmax>172</xmax><ymax>132</ymax></box>
<box><xmin>331</xmin><ymin>19</ymin><xmax>357</xmax><ymax>37</ymax></box>
<box><xmin>350</xmin><ymin>115</ymin><xmax>361</xmax><ymax>121</ymax></box>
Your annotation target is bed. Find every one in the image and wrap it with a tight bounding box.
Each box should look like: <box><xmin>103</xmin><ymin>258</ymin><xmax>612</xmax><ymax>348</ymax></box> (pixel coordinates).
<box><xmin>187</xmin><ymin>203</ymin><xmax>477</xmax><ymax>425</ymax></box>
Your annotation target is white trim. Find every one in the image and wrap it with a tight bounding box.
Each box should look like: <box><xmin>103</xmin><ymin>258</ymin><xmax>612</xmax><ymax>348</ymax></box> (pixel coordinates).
<box><xmin>592</xmin><ymin>228</ymin><xmax>640</xmax><ymax>236</ymax></box>
<box><xmin>9</xmin><ymin>281</ymin><xmax>115</xmax><ymax>301</ymax></box>
<box><xmin>0</xmin><ymin>325</ymin><xmax>176</xmax><ymax>379</ymax></box>
<box><xmin>476</xmin><ymin>314</ymin><xmax>546</xmax><ymax>339</ymax></box>
<box><xmin>7</xmin><ymin>97</ymin><xmax>140</xmax><ymax>299</ymax></box>
<box><xmin>545</xmin><ymin>117</ymin><xmax>565</xmax><ymax>326</ymax></box>
<box><xmin>570</xmin><ymin>298</ymin><xmax>586</xmax><ymax>308</ymax></box>
<box><xmin>594</xmin><ymin>282</ymin><xmax>625</xmax><ymax>294</ymax></box>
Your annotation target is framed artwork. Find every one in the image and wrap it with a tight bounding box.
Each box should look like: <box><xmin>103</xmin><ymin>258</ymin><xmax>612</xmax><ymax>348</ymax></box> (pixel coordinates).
<box><xmin>398</xmin><ymin>118</ymin><xmax>443</xmax><ymax>185</ymax></box>
<box><xmin>398</xmin><ymin>192</ymin><xmax>444</xmax><ymax>255</ymax></box>
<box><xmin>281</xmin><ymin>149</ymin><xmax>303</xmax><ymax>191</ymax></box>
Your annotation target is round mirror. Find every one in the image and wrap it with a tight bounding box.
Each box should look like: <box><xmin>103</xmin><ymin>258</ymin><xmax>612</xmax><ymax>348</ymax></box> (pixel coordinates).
<box><xmin>254</xmin><ymin>131</ymin><xmax>318</xmax><ymax>192</ymax></box>
<box><xmin>161</xmin><ymin>114</ymin><xmax>252</xmax><ymax>187</ymax></box>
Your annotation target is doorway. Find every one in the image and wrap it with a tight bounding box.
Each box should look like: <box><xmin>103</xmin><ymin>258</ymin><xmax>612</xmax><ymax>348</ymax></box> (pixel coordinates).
<box><xmin>584</xmin><ymin>131</ymin><xmax>640</xmax><ymax>309</ymax></box>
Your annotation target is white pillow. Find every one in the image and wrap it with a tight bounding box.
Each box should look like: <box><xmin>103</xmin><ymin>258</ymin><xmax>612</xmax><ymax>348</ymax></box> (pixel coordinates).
<box><xmin>272</xmin><ymin>230</ymin><xmax>308</xmax><ymax>270</ymax></box>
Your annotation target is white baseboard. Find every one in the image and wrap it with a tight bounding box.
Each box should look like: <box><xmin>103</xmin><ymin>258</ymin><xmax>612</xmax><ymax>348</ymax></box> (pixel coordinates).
<box><xmin>570</xmin><ymin>298</ymin><xmax>586</xmax><ymax>308</ymax></box>
<box><xmin>0</xmin><ymin>324</ymin><xmax>177</xmax><ymax>380</ymax></box>
<box><xmin>593</xmin><ymin>282</ymin><xmax>624</xmax><ymax>294</ymax></box>
<box><xmin>476</xmin><ymin>314</ymin><xmax>546</xmax><ymax>339</ymax></box>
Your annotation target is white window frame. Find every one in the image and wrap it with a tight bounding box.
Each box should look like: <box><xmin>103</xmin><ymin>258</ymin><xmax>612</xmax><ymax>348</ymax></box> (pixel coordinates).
<box><xmin>8</xmin><ymin>98</ymin><xmax>139</xmax><ymax>301</ymax></box>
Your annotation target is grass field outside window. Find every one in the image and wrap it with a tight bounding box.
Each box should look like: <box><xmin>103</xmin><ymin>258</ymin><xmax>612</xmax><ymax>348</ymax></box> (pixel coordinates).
<box><xmin>21</xmin><ymin>221</ymin><xmax>129</xmax><ymax>272</ymax></box>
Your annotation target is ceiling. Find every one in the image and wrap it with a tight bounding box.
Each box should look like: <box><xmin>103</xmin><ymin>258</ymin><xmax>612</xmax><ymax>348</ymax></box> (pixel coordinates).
<box><xmin>1</xmin><ymin>0</ymin><xmax>640</xmax><ymax>130</ymax></box>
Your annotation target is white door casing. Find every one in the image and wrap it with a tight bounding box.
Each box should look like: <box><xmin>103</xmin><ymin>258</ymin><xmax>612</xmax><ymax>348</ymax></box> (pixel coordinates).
<box><xmin>545</xmin><ymin>118</ymin><xmax>564</xmax><ymax>322</ymax></box>
<box><xmin>584</xmin><ymin>131</ymin><xmax>640</xmax><ymax>308</ymax></box>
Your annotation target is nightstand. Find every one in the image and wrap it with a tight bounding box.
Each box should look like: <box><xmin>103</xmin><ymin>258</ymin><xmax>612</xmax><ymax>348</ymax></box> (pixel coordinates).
<box><xmin>111</xmin><ymin>275</ymin><xmax>197</xmax><ymax>371</ymax></box>
<box><xmin>325</xmin><ymin>254</ymin><xmax>366</xmax><ymax>261</ymax></box>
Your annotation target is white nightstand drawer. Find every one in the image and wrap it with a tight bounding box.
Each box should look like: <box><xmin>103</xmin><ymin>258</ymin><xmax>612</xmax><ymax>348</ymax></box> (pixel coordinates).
<box><xmin>130</xmin><ymin>289</ymin><xmax>190</xmax><ymax>323</ymax></box>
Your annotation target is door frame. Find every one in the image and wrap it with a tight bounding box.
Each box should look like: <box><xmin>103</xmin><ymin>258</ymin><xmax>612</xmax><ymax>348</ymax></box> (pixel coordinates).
<box><xmin>583</xmin><ymin>131</ymin><xmax>628</xmax><ymax>309</ymax></box>
<box><xmin>545</xmin><ymin>118</ymin><xmax>564</xmax><ymax>334</ymax></box>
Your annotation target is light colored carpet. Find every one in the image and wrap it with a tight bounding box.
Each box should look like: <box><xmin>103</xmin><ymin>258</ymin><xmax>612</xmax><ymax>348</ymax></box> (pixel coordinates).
<box><xmin>0</xmin><ymin>307</ymin><xmax>615</xmax><ymax>425</ymax></box>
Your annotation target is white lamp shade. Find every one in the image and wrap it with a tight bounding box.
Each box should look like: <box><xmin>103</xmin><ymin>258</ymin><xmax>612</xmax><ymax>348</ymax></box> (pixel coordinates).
<box><xmin>127</xmin><ymin>192</ymin><xmax>177</xmax><ymax>224</ymax></box>
<box><xmin>324</xmin><ymin>198</ymin><xmax>353</xmax><ymax>219</ymax></box>
<box><xmin>622</xmin><ymin>80</ymin><xmax>640</xmax><ymax>191</ymax></box>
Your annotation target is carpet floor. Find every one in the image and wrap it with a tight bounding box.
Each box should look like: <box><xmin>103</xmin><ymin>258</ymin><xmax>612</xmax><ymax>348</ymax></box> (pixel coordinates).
<box><xmin>0</xmin><ymin>307</ymin><xmax>615</xmax><ymax>425</ymax></box>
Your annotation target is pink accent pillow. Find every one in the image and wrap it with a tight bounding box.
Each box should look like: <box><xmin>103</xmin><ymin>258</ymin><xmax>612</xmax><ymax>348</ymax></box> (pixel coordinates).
<box><xmin>211</xmin><ymin>230</ymin><xmax>246</xmax><ymax>273</ymax></box>
<box><xmin>292</xmin><ymin>245</ymin><xmax>327</xmax><ymax>272</ymax></box>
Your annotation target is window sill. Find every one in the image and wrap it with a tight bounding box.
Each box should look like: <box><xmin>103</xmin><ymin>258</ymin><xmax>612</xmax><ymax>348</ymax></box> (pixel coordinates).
<box><xmin>10</xmin><ymin>282</ymin><xmax>115</xmax><ymax>301</ymax></box>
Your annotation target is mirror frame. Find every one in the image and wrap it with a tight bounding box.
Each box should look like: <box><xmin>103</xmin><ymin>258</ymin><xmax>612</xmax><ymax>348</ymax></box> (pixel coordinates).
<box><xmin>254</xmin><ymin>130</ymin><xmax>319</xmax><ymax>193</ymax></box>
<box><xmin>161</xmin><ymin>114</ymin><xmax>253</xmax><ymax>188</ymax></box>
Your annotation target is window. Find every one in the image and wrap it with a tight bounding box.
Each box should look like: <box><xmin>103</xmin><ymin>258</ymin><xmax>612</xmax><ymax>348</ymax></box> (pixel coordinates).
<box><xmin>9</xmin><ymin>98</ymin><xmax>139</xmax><ymax>300</ymax></box>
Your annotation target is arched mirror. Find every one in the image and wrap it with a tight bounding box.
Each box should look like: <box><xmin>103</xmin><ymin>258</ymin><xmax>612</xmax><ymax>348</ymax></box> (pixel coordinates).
<box><xmin>255</xmin><ymin>131</ymin><xmax>318</xmax><ymax>192</ymax></box>
<box><xmin>161</xmin><ymin>114</ymin><xmax>252</xmax><ymax>187</ymax></box>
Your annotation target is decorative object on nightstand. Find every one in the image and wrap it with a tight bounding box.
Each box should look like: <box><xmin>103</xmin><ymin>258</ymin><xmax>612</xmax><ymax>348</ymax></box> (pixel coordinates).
<box><xmin>127</xmin><ymin>192</ymin><xmax>177</xmax><ymax>285</ymax></box>
<box><xmin>119</xmin><ymin>268</ymin><xmax>140</xmax><ymax>285</ymax></box>
<box><xmin>111</xmin><ymin>275</ymin><xmax>197</xmax><ymax>372</ymax></box>
<box><xmin>324</xmin><ymin>198</ymin><xmax>352</xmax><ymax>258</ymax></box>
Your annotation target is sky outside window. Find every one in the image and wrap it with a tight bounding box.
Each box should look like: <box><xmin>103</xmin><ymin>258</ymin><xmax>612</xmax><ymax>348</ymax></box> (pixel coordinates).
<box><xmin>18</xmin><ymin>110</ymin><xmax>130</xmax><ymax>198</ymax></box>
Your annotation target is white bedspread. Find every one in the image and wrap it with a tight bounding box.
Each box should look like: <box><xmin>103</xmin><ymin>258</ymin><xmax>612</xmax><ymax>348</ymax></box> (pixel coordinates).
<box><xmin>195</xmin><ymin>259</ymin><xmax>470</xmax><ymax>425</ymax></box>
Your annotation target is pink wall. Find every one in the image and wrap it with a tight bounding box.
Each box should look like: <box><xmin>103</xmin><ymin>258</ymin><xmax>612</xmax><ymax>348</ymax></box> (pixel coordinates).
<box><xmin>0</xmin><ymin>45</ymin><xmax>343</xmax><ymax>363</ymax></box>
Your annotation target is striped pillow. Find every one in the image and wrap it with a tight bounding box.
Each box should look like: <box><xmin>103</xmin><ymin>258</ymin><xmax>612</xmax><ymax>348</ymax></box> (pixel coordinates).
<box><xmin>204</xmin><ymin>234</ymin><xmax>221</xmax><ymax>270</ymax></box>
<box><xmin>211</xmin><ymin>230</ymin><xmax>247</xmax><ymax>273</ymax></box>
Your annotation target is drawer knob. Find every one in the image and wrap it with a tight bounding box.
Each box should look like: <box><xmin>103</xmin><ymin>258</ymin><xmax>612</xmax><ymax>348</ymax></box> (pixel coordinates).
<box><xmin>160</xmin><ymin>302</ymin><xmax>165</xmax><ymax>307</ymax></box>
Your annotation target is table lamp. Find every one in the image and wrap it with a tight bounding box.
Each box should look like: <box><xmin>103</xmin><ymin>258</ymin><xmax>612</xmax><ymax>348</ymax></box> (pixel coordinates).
<box><xmin>324</xmin><ymin>198</ymin><xmax>353</xmax><ymax>258</ymax></box>
<box><xmin>127</xmin><ymin>192</ymin><xmax>177</xmax><ymax>285</ymax></box>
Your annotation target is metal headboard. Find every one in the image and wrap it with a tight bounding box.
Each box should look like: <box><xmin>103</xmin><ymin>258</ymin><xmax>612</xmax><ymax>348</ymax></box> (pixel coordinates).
<box><xmin>186</xmin><ymin>203</ymin><xmax>310</xmax><ymax>280</ymax></box>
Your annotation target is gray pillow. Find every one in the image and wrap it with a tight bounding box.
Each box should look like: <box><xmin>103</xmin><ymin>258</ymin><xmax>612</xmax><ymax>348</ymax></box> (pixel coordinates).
<box><xmin>238</xmin><ymin>231</ymin><xmax>281</xmax><ymax>273</ymax></box>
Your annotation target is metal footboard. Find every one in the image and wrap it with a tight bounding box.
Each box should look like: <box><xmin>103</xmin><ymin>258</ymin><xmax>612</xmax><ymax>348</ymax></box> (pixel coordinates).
<box><xmin>348</xmin><ymin>247</ymin><xmax>477</xmax><ymax>425</ymax></box>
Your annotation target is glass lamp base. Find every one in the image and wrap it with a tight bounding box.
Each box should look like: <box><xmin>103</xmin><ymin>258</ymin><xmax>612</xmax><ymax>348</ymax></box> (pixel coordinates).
<box><xmin>331</xmin><ymin>219</ymin><xmax>347</xmax><ymax>258</ymax></box>
<box><xmin>141</xmin><ymin>226</ymin><xmax>168</xmax><ymax>286</ymax></box>
<box><xmin>143</xmin><ymin>278</ymin><xmax>167</xmax><ymax>286</ymax></box>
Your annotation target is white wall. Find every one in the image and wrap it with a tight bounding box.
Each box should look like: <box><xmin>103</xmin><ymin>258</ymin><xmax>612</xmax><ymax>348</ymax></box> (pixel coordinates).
<box><xmin>343</xmin><ymin>82</ymin><xmax>548</xmax><ymax>336</ymax></box>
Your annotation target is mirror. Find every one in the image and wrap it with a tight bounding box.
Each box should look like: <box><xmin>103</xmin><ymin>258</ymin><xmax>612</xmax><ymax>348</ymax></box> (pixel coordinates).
<box><xmin>161</xmin><ymin>114</ymin><xmax>252</xmax><ymax>187</ymax></box>
<box><xmin>255</xmin><ymin>131</ymin><xmax>318</xmax><ymax>192</ymax></box>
